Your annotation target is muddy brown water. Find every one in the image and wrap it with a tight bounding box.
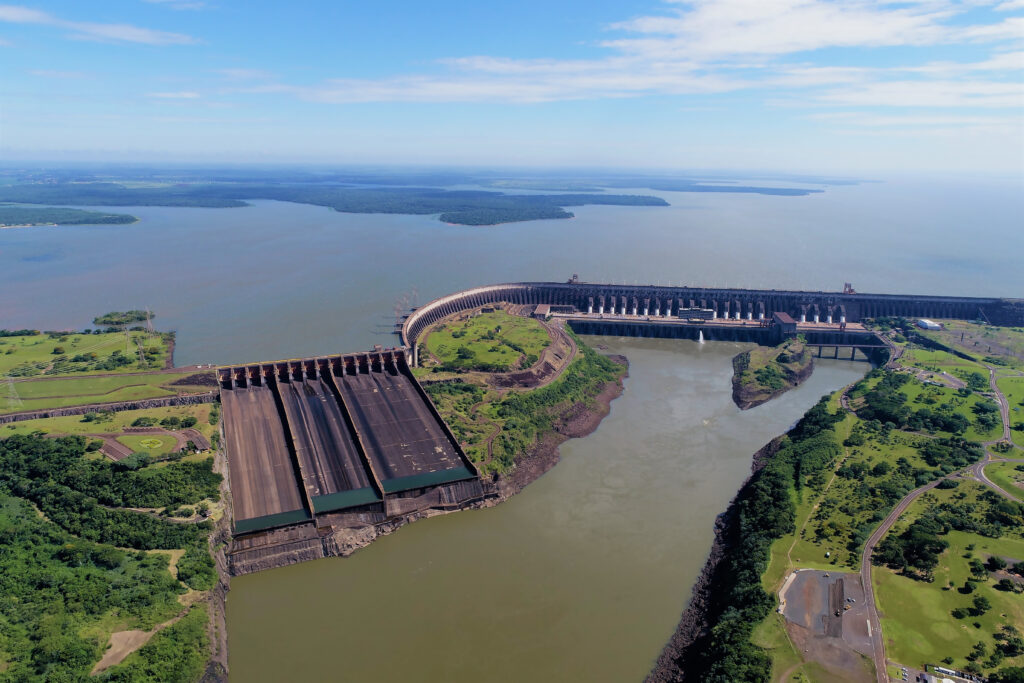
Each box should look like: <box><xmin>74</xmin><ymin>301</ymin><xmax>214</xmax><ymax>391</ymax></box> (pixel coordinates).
<box><xmin>227</xmin><ymin>337</ymin><xmax>868</xmax><ymax>682</ymax></box>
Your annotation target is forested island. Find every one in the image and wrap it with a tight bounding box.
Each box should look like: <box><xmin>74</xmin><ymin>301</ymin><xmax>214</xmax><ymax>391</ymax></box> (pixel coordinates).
<box><xmin>0</xmin><ymin>182</ymin><xmax>667</xmax><ymax>226</ymax></box>
<box><xmin>0</xmin><ymin>206</ymin><xmax>137</xmax><ymax>227</ymax></box>
<box><xmin>731</xmin><ymin>337</ymin><xmax>814</xmax><ymax>409</ymax></box>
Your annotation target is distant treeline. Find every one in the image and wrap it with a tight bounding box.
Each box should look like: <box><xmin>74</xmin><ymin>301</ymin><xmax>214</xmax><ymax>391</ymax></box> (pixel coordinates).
<box><xmin>0</xmin><ymin>182</ymin><xmax>668</xmax><ymax>225</ymax></box>
<box><xmin>0</xmin><ymin>205</ymin><xmax>137</xmax><ymax>226</ymax></box>
<box><xmin>93</xmin><ymin>310</ymin><xmax>154</xmax><ymax>326</ymax></box>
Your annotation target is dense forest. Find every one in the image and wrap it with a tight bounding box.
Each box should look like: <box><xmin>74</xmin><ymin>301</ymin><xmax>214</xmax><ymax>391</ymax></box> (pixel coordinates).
<box><xmin>0</xmin><ymin>206</ymin><xmax>137</xmax><ymax>226</ymax></box>
<box><xmin>0</xmin><ymin>182</ymin><xmax>668</xmax><ymax>225</ymax></box>
<box><xmin>0</xmin><ymin>434</ymin><xmax>218</xmax><ymax>680</ymax></box>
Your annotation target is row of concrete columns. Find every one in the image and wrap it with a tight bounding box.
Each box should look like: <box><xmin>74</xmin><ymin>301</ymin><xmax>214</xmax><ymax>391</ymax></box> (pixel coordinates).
<box><xmin>587</xmin><ymin>295</ymin><xmax>771</xmax><ymax>321</ymax></box>
<box><xmin>221</xmin><ymin>350</ymin><xmax>409</xmax><ymax>389</ymax></box>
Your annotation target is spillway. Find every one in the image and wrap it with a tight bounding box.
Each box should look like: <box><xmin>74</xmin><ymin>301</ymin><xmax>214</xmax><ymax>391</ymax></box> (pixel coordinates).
<box><xmin>221</xmin><ymin>385</ymin><xmax>310</xmax><ymax>533</ymax></box>
<box><xmin>276</xmin><ymin>377</ymin><xmax>380</xmax><ymax>513</ymax></box>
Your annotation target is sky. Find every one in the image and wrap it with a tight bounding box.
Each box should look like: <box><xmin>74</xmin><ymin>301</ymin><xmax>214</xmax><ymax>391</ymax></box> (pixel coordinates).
<box><xmin>0</xmin><ymin>0</ymin><xmax>1022</xmax><ymax>174</ymax></box>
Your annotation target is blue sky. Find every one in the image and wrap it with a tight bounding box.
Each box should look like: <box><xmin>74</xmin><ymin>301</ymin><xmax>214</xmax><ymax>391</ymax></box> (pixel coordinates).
<box><xmin>1</xmin><ymin>0</ymin><xmax>1022</xmax><ymax>173</ymax></box>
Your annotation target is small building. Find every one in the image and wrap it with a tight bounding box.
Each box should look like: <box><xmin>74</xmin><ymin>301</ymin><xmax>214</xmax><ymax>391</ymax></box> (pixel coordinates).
<box><xmin>917</xmin><ymin>319</ymin><xmax>942</xmax><ymax>330</ymax></box>
<box><xmin>678</xmin><ymin>307</ymin><xmax>715</xmax><ymax>321</ymax></box>
<box><xmin>532</xmin><ymin>304</ymin><xmax>551</xmax><ymax>319</ymax></box>
<box><xmin>773</xmin><ymin>312</ymin><xmax>797</xmax><ymax>335</ymax></box>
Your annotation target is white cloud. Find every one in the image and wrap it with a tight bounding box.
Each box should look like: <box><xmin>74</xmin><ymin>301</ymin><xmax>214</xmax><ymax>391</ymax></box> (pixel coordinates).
<box><xmin>817</xmin><ymin>80</ymin><xmax>1024</xmax><ymax>107</ymax></box>
<box><xmin>147</xmin><ymin>91</ymin><xmax>200</xmax><ymax>99</ymax></box>
<box><xmin>240</xmin><ymin>0</ymin><xmax>1024</xmax><ymax>106</ymax></box>
<box><xmin>604</xmin><ymin>0</ymin><xmax>958</xmax><ymax>59</ymax></box>
<box><xmin>0</xmin><ymin>4</ymin><xmax>195</xmax><ymax>44</ymax></box>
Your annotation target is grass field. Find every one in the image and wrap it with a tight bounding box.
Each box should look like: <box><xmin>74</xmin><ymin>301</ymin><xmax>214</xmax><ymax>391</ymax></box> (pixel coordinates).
<box><xmin>923</xmin><ymin>321</ymin><xmax>1024</xmax><ymax>364</ymax></box>
<box><xmin>423</xmin><ymin>309</ymin><xmax>550</xmax><ymax>372</ymax></box>
<box><xmin>901</xmin><ymin>347</ymin><xmax>980</xmax><ymax>375</ymax></box>
<box><xmin>874</xmin><ymin>481</ymin><xmax>1024</xmax><ymax>674</ymax></box>
<box><xmin>0</xmin><ymin>330</ymin><xmax>170</xmax><ymax>378</ymax></box>
<box><xmin>985</xmin><ymin>461</ymin><xmax>1024</xmax><ymax>501</ymax></box>
<box><xmin>996</xmin><ymin>375</ymin><xmax>1024</xmax><ymax>448</ymax></box>
<box><xmin>0</xmin><ymin>404</ymin><xmax>216</xmax><ymax>439</ymax></box>
<box><xmin>116</xmin><ymin>433</ymin><xmax>177</xmax><ymax>456</ymax></box>
<box><xmin>3</xmin><ymin>372</ymin><xmax>213</xmax><ymax>414</ymax></box>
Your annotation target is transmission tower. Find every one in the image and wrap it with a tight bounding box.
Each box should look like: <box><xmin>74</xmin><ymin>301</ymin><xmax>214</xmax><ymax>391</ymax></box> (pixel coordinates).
<box><xmin>6</xmin><ymin>376</ymin><xmax>23</xmax><ymax>411</ymax></box>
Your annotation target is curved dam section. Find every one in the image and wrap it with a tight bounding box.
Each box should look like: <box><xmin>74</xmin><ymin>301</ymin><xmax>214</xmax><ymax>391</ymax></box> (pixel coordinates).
<box><xmin>401</xmin><ymin>281</ymin><xmax>1022</xmax><ymax>350</ymax></box>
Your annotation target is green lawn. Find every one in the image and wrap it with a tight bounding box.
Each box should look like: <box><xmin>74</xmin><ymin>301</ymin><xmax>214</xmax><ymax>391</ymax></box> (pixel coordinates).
<box><xmin>897</xmin><ymin>378</ymin><xmax>1002</xmax><ymax>442</ymax></box>
<box><xmin>985</xmin><ymin>461</ymin><xmax>1024</xmax><ymax>501</ymax></box>
<box><xmin>423</xmin><ymin>309</ymin><xmax>550</xmax><ymax>372</ymax></box>
<box><xmin>997</xmin><ymin>376</ymin><xmax>1024</xmax><ymax>448</ymax></box>
<box><xmin>117</xmin><ymin>433</ymin><xmax>177</xmax><ymax>456</ymax></box>
<box><xmin>0</xmin><ymin>330</ymin><xmax>170</xmax><ymax>378</ymax></box>
<box><xmin>902</xmin><ymin>347</ymin><xmax>981</xmax><ymax>375</ymax></box>
<box><xmin>3</xmin><ymin>372</ymin><xmax>213</xmax><ymax>414</ymax></box>
<box><xmin>1</xmin><ymin>404</ymin><xmax>216</xmax><ymax>438</ymax></box>
<box><xmin>874</xmin><ymin>482</ymin><xmax>1024</xmax><ymax>674</ymax></box>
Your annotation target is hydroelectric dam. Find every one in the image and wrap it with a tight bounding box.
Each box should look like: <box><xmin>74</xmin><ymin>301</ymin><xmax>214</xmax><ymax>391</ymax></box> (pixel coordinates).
<box><xmin>219</xmin><ymin>278</ymin><xmax>1022</xmax><ymax>573</ymax></box>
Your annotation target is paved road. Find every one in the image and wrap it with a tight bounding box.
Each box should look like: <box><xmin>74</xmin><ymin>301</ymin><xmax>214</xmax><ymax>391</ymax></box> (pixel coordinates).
<box><xmin>860</xmin><ymin>477</ymin><xmax>942</xmax><ymax>683</ymax></box>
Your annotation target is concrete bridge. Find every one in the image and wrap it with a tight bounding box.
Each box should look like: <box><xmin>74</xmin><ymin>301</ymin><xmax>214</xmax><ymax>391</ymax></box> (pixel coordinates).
<box><xmin>400</xmin><ymin>280</ymin><xmax>1022</xmax><ymax>364</ymax></box>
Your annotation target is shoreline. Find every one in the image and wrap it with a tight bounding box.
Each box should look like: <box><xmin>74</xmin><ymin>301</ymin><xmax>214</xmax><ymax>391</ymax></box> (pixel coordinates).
<box><xmin>647</xmin><ymin>436</ymin><xmax>784</xmax><ymax>682</ymax></box>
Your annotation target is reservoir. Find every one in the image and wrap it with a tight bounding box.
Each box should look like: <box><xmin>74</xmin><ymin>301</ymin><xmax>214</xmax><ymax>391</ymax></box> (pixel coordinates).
<box><xmin>227</xmin><ymin>338</ymin><xmax>867</xmax><ymax>682</ymax></box>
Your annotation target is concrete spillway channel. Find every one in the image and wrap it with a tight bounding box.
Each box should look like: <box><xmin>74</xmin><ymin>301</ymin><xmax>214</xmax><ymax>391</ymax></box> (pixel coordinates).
<box><xmin>334</xmin><ymin>361</ymin><xmax>472</xmax><ymax>493</ymax></box>
<box><xmin>275</xmin><ymin>374</ymin><xmax>382</xmax><ymax>514</ymax></box>
<box><xmin>220</xmin><ymin>384</ymin><xmax>310</xmax><ymax>532</ymax></box>
<box><xmin>219</xmin><ymin>349</ymin><xmax>481</xmax><ymax>553</ymax></box>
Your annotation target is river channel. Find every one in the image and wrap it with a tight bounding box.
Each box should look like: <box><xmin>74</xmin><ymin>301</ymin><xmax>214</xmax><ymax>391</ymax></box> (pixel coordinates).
<box><xmin>227</xmin><ymin>338</ymin><xmax>867</xmax><ymax>682</ymax></box>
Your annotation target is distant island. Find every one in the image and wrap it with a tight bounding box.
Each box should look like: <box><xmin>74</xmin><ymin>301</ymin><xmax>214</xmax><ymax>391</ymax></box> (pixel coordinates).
<box><xmin>0</xmin><ymin>183</ymin><xmax>667</xmax><ymax>226</ymax></box>
<box><xmin>0</xmin><ymin>166</ymin><xmax>839</xmax><ymax>226</ymax></box>
<box><xmin>0</xmin><ymin>206</ymin><xmax>138</xmax><ymax>228</ymax></box>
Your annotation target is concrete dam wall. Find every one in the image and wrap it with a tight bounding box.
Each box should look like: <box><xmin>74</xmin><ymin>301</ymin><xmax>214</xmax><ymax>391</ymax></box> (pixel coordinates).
<box><xmin>401</xmin><ymin>281</ymin><xmax>1022</xmax><ymax>349</ymax></box>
